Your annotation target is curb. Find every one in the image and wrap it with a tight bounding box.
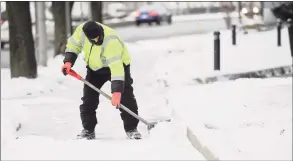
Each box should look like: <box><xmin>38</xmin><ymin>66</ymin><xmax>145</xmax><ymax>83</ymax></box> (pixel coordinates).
<box><xmin>186</xmin><ymin>128</ymin><xmax>220</xmax><ymax>161</ymax></box>
<box><xmin>106</xmin><ymin>21</ymin><xmax>134</xmax><ymax>28</ymax></box>
<box><xmin>193</xmin><ymin>65</ymin><xmax>293</xmax><ymax>84</ymax></box>
<box><xmin>170</xmin><ymin>108</ymin><xmax>219</xmax><ymax>161</ymax></box>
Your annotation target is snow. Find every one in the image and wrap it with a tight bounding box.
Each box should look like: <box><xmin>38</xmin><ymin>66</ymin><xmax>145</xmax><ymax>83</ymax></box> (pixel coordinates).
<box><xmin>147</xmin><ymin>27</ymin><xmax>292</xmax><ymax>86</ymax></box>
<box><xmin>2</xmin><ymin>27</ymin><xmax>292</xmax><ymax>160</ymax></box>
<box><xmin>149</xmin><ymin>29</ymin><xmax>292</xmax><ymax>160</ymax></box>
<box><xmin>2</xmin><ymin>120</ymin><xmax>202</xmax><ymax>160</ymax></box>
<box><xmin>1</xmin><ymin>102</ymin><xmax>27</xmax><ymax>146</ymax></box>
<box><xmin>166</xmin><ymin>78</ymin><xmax>292</xmax><ymax>160</ymax></box>
<box><xmin>1</xmin><ymin>51</ymin><xmax>204</xmax><ymax>160</ymax></box>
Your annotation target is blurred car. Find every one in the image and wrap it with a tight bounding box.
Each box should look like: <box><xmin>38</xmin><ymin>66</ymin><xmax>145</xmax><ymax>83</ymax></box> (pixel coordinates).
<box><xmin>240</xmin><ymin>2</ymin><xmax>265</xmax><ymax>31</ymax></box>
<box><xmin>134</xmin><ymin>4</ymin><xmax>172</xmax><ymax>26</ymax></box>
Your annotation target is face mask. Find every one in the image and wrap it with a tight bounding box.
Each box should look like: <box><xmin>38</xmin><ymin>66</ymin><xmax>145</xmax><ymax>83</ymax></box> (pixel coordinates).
<box><xmin>89</xmin><ymin>33</ymin><xmax>104</xmax><ymax>46</ymax></box>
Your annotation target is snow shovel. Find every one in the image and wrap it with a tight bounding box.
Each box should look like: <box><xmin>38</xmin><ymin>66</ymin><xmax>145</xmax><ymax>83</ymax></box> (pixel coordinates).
<box><xmin>66</xmin><ymin>69</ymin><xmax>169</xmax><ymax>131</ymax></box>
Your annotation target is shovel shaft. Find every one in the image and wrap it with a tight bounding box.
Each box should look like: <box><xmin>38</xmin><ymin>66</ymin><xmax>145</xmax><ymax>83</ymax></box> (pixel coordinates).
<box><xmin>80</xmin><ymin>78</ymin><xmax>151</xmax><ymax>126</ymax></box>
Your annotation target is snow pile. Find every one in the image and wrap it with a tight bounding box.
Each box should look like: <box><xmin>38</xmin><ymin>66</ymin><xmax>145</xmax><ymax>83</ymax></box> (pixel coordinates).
<box><xmin>1</xmin><ymin>54</ymin><xmax>88</xmax><ymax>100</ymax></box>
<box><xmin>1</xmin><ymin>56</ymin><xmax>64</xmax><ymax>99</ymax></box>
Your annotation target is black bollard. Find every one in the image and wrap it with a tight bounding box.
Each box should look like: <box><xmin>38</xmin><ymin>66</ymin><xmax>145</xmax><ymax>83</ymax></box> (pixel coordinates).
<box><xmin>288</xmin><ymin>23</ymin><xmax>293</xmax><ymax>58</ymax></box>
<box><xmin>277</xmin><ymin>20</ymin><xmax>282</xmax><ymax>46</ymax></box>
<box><xmin>214</xmin><ymin>31</ymin><xmax>220</xmax><ymax>71</ymax></box>
<box><xmin>232</xmin><ymin>25</ymin><xmax>236</xmax><ymax>45</ymax></box>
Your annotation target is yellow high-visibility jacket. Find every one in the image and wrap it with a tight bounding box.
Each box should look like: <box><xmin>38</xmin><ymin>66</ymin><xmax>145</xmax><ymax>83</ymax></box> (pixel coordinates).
<box><xmin>65</xmin><ymin>22</ymin><xmax>131</xmax><ymax>93</ymax></box>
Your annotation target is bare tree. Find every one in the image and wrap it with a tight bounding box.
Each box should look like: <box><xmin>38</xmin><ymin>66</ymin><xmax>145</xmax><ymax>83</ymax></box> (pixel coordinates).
<box><xmin>91</xmin><ymin>1</ymin><xmax>102</xmax><ymax>23</ymax></box>
<box><xmin>51</xmin><ymin>1</ymin><xmax>74</xmax><ymax>57</ymax></box>
<box><xmin>221</xmin><ymin>2</ymin><xmax>234</xmax><ymax>29</ymax></box>
<box><xmin>6</xmin><ymin>2</ymin><xmax>37</xmax><ymax>78</ymax></box>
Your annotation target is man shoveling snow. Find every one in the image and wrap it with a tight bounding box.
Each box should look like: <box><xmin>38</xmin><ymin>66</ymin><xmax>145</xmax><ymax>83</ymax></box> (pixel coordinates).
<box><xmin>61</xmin><ymin>21</ymin><xmax>141</xmax><ymax>140</ymax></box>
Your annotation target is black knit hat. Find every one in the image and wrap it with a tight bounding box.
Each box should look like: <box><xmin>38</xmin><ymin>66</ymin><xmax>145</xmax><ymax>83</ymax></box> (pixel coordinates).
<box><xmin>82</xmin><ymin>21</ymin><xmax>103</xmax><ymax>39</ymax></box>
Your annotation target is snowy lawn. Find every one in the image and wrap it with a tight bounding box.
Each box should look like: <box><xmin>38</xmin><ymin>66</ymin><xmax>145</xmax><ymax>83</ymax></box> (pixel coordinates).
<box><xmin>167</xmin><ymin>78</ymin><xmax>292</xmax><ymax>160</ymax></box>
<box><xmin>143</xmin><ymin>27</ymin><xmax>292</xmax><ymax>85</ymax></box>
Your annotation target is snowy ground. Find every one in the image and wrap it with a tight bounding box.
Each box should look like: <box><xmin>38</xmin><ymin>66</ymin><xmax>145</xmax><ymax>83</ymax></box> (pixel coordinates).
<box><xmin>1</xmin><ymin>50</ymin><xmax>205</xmax><ymax>160</ymax></box>
<box><xmin>2</xmin><ymin>28</ymin><xmax>292</xmax><ymax>160</ymax></box>
<box><xmin>149</xmin><ymin>29</ymin><xmax>292</xmax><ymax>159</ymax></box>
<box><xmin>167</xmin><ymin>78</ymin><xmax>292</xmax><ymax>160</ymax></box>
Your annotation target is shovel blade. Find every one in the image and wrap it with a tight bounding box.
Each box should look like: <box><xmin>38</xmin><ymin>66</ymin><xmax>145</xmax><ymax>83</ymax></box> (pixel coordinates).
<box><xmin>147</xmin><ymin>118</ymin><xmax>172</xmax><ymax>131</ymax></box>
<box><xmin>147</xmin><ymin>122</ymin><xmax>157</xmax><ymax>130</ymax></box>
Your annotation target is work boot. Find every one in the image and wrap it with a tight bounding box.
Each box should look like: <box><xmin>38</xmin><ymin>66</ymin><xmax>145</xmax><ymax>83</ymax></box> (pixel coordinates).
<box><xmin>125</xmin><ymin>128</ymin><xmax>142</xmax><ymax>139</ymax></box>
<box><xmin>77</xmin><ymin>129</ymin><xmax>95</xmax><ymax>140</ymax></box>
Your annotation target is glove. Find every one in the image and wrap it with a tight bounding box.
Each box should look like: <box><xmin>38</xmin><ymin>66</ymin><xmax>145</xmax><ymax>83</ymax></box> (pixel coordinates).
<box><xmin>61</xmin><ymin>62</ymin><xmax>72</xmax><ymax>75</ymax></box>
<box><xmin>111</xmin><ymin>92</ymin><xmax>121</xmax><ymax>107</ymax></box>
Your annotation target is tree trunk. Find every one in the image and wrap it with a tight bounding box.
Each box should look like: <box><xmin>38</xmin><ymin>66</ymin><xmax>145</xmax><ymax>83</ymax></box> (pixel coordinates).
<box><xmin>6</xmin><ymin>2</ymin><xmax>37</xmax><ymax>79</ymax></box>
<box><xmin>288</xmin><ymin>23</ymin><xmax>293</xmax><ymax>58</ymax></box>
<box><xmin>221</xmin><ymin>2</ymin><xmax>233</xmax><ymax>29</ymax></box>
<box><xmin>91</xmin><ymin>1</ymin><xmax>102</xmax><ymax>23</ymax></box>
<box><xmin>51</xmin><ymin>2</ymin><xmax>74</xmax><ymax>57</ymax></box>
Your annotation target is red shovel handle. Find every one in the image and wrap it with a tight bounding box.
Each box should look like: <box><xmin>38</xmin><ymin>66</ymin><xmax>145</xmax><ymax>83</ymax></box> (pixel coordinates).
<box><xmin>67</xmin><ymin>69</ymin><xmax>82</xmax><ymax>80</ymax></box>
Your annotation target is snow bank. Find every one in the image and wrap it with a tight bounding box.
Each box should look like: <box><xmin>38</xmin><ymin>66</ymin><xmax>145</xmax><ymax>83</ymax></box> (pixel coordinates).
<box><xmin>1</xmin><ymin>54</ymin><xmax>88</xmax><ymax>100</ymax></box>
<box><xmin>1</xmin><ymin>56</ymin><xmax>64</xmax><ymax>99</ymax></box>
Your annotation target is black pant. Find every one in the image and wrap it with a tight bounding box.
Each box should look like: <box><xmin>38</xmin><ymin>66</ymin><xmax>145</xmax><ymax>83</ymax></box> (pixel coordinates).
<box><xmin>79</xmin><ymin>65</ymin><xmax>139</xmax><ymax>132</ymax></box>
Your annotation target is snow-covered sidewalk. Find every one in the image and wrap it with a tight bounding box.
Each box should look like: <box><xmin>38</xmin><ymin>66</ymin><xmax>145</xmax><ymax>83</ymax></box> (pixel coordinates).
<box><xmin>1</xmin><ymin>51</ymin><xmax>204</xmax><ymax>160</ymax></box>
